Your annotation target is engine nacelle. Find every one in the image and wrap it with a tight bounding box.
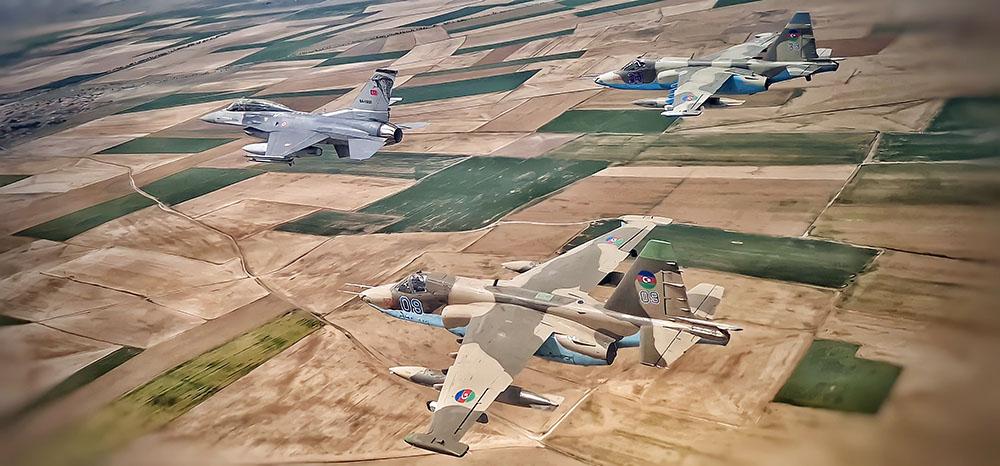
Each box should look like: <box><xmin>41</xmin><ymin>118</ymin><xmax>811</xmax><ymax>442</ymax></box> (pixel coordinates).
<box><xmin>536</xmin><ymin>334</ymin><xmax>618</xmax><ymax>366</ymax></box>
<box><xmin>655</xmin><ymin>70</ymin><xmax>681</xmax><ymax>85</ymax></box>
<box><xmin>378</xmin><ymin>123</ymin><xmax>403</xmax><ymax>144</ymax></box>
<box><xmin>243</xmin><ymin>127</ymin><xmax>268</xmax><ymax>139</ymax></box>
<box><xmin>724</xmin><ymin>74</ymin><xmax>768</xmax><ymax>95</ymax></box>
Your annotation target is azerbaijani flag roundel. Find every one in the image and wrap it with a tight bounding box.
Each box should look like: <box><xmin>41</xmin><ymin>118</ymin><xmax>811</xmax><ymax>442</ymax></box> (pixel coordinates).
<box><xmin>636</xmin><ymin>270</ymin><xmax>657</xmax><ymax>290</ymax></box>
<box><xmin>455</xmin><ymin>388</ymin><xmax>476</xmax><ymax>404</ymax></box>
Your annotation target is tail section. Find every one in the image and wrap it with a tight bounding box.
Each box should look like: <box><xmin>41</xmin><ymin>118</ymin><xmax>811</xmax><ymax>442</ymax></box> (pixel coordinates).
<box><xmin>351</xmin><ymin>68</ymin><xmax>397</xmax><ymax>122</ymax></box>
<box><xmin>607</xmin><ymin>240</ymin><xmax>724</xmax><ymax>319</ymax></box>
<box><xmin>763</xmin><ymin>11</ymin><xmax>819</xmax><ymax>62</ymax></box>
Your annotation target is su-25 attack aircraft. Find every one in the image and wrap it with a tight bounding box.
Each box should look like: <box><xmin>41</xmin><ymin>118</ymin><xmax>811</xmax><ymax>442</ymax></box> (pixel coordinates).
<box><xmin>358</xmin><ymin>216</ymin><xmax>739</xmax><ymax>457</ymax></box>
<box><xmin>199</xmin><ymin>69</ymin><xmax>424</xmax><ymax>164</ymax></box>
<box><xmin>593</xmin><ymin>11</ymin><xmax>840</xmax><ymax>117</ymax></box>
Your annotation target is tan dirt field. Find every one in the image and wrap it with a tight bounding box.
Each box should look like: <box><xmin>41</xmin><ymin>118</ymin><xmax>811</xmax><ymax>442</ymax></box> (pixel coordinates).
<box><xmin>44</xmin><ymin>246</ymin><xmax>248</xmax><ymax>298</ymax></box>
<box><xmin>149</xmin><ymin>278</ymin><xmax>270</xmax><ymax>320</ymax></box>
<box><xmin>464</xmin><ymin>223</ymin><xmax>585</xmax><ymax>259</ymax></box>
<box><xmin>175</xmin><ymin>172</ymin><xmax>414</xmax><ymax>217</ymax></box>
<box><xmin>477</xmin><ymin>90</ymin><xmax>601</xmax><ymax>132</ymax></box>
<box><xmin>0</xmin><ymin>159</ymin><xmax>126</xmax><ymax>195</ymax></box>
<box><xmin>45</xmin><ymin>300</ymin><xmax>204</xmax><ymax>349</ymax></box>
<box><xmin>195</xmin><ymin>199</ymin><xmax>319</xmax><ymax>239</ymax></box>
<box><xmin>0</xmin><ymin>324</ymin><xmax>117</xmax><ymax>416</ymax></box>
<box><xmin>68</xmin><ymin>206</ymin><xmax>241</xmax><ymax>265</ymax></box>
<box><xmin>237</xmin><ymin>230</ymin><xmax>329</xmax><ymax>275</ymax></box>
<box><xmin>0</xmin><ymin>272</ymin><xmax>141</xmax><ymax>322</ymax></box>
<box><xmin>490</xmin><ymin>132</ymin><xmax>581</xmax><ymax>157</ymax></box>
<box><xmin>508</xmin><ymin>176</ymin><xmax>685</xmax><ymax>222</ymax></box>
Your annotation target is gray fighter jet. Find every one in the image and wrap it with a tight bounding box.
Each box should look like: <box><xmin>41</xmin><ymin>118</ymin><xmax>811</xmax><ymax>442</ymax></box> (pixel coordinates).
<box><xmin>358</xmin><ymin>216</ymin><xmax>737</xmax><ymax>457</ymax></box>
<box><xmin>593</xmin><ymin>12</ymin><xmax>840</xmax><ymax>117</ymax></box>
<box><xmin>199</xmin><ymin>69</ymin><xmax>423</xmax><ymax>164</ymax></box>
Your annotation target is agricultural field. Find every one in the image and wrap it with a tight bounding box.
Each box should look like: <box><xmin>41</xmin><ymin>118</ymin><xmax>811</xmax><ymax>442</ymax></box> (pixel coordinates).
<box><xmin>0</xmin><ymin>1</ymin><xmax>997</xmax><ymax>466</ymax></box>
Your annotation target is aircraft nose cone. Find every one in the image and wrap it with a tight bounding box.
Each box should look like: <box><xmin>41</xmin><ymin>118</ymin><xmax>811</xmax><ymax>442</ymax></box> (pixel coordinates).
<box><xmin>199</xmin><ymin>112</ymin><xmax>218</xmax><ymax>124</ymax></box>
<box><xmin>594</xmin><ymin>71</ymin><xmax>619</xmax><ymax>87</ymax></box>
<box><xmin>359</xmin><ymin>284</ymin><xmax>393</xmax><ymax>307</ymax></box>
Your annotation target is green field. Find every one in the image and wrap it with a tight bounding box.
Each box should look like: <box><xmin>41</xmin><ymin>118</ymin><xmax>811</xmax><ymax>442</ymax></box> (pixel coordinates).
<box><xmin>317</xmin><ymin>50</ymin><xmax>408</xmax><ymax>67</ymax></box>
<box><xmin>402</xmin><ymin>5</ymin><xmax>494</xmax><ymax>27</ymax></box>
<box><xmin>276</xmin><ymin>210</ymin><xmax>399</xmax><ymax>236</ymax></box>
<box><xmin>547</xmin><ymin>132</ymin><xmax>875</xmax><ymax>164</ymax></box>
<box><xmin>447</xmin><ymin>5</ymin><xmax>573</xmax><ymax>33</ymax></box>
<box><xmin>28</xmin><ymin>72</ymin><xmax>108</xmax><ymax>92</ymax></box>
<box><xmin>454</xmin><ymin>28</ymin><xmax>575</xmax><ymax>55</ymax></box>
<box><xmin>574</xmin><ymin>0</ymin><xmax>663</xmax><ymax>17</ymax></box>
<box><xmin>14</xmin><ymin>311</ymin><xmax>321</xmax><ymax>466</ymax></box>
<box><xmin>834</xmin><ymin>162</ymin><xmax>1000</xmax><ymax>207</ymax></box>
<box><xmin>774</xmin><ymin>339</ymin><xmax>901</xmax><ymax>414</ymax></box>
<box><xmin>363</xmin><ymin>157</ymin><xmax>606</xmax><ymax>232</ymax></box>
<box><xmin>539</xmin><ymin>110</ymin><xmax>677</xmax><ymax>134</ymax></box>
<box><xmin>119</xmin><ymin>90</ymin><xmax>259</xmax><ymax>114</ymax></box>
<box><xmin>267</xmin><ymin>152</ymin><xmax>462</xmax><ymax>180</ymax></box>
<box><xmin>927</xmin><ymin>96</ymin><xmax>1000</xmax><ymax>132</ymax></box>
<box><xmin>877</xmin><ymin>132</ymin><xmax>999</xmax><ymax>162</ymax></box>
<box><xmin>418</xmin><ymin>51</ymin><xmax>586</xmax><ymax>78</ymax></box>
<box><xmin>16</xmin><ymin>168</ymin><xmax>261</xmax><ymax>241</ymax></box>
<box><xmin>713</xmin><ymin>0</ymin><xmax>761</xmax><ymax>8</ymax></box>
<box><xmin>2</xmin><ymin>347</ymin><xmax>141</xmax><ymax>426</ymax></box>
<box><xmin>255</xmin><ymin>88</ymin><xmax>351</xmax><ymax>99</ymax></box>
<box><xmin>0</xmin><ymin>314</ymin><xmax>30</xmax><ymax>325</ymax></box>
<box><xmin>394</xmin><ymin>70</ymin><xmax>539</xmax><ymax>105</ymax></box>
<box><xmin>0</xmin><ymin>174</ymin><xmax>29</xmax><ymax>187</ymax></box>
<box><xmin>559</xmin><ymin>0</ymin><xmax>601</xmax><ymax>6</ymax></box>
<box><xmin>97</xmin><ymin>137</ymin><xmax>237</xmax><ymax>154</ymax></box>
<box><xmin>563</xmin><ymin>221</ymin><xmax>878</xmax><ymax>288</ymax></box>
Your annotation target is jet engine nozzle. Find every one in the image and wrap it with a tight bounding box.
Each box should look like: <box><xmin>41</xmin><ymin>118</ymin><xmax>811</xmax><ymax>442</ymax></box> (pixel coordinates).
<box><xmin>378</xmin><ymin>124</ymin><xmax>403</xmax><ymax>144</ymax></box>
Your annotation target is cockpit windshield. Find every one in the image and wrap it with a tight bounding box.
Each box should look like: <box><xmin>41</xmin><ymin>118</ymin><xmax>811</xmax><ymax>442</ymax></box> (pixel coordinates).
<box><xmin>396</xmin><ymin>272</ymin><xmax>427</xmax><ymax>294</ymax></box>
<box><xmin>225</xmin><ymin>99</ymin><xmax>293</xmax><ymax>113</ymax></box>
<box><xmin>621</xmin><ymin>59</ymin><xmax>647</xmax><ymax>72</ymax></box>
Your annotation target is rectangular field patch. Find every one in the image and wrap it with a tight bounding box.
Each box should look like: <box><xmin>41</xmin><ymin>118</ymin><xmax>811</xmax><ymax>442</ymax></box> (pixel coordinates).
<box><xmin>119</xmin><ymin>90</ymin><xmax>260</xmax><ymax>114</ymax></box>
<box><xmin>275</xmin><ymin>210</ymin><xmax>399</xmax><ymax>236</ymax></box>
<box><xmin>774</xmin><ymin>339</ymin><xmax>901</xmax><ymax>414</ymax></box>
<box><xmin>547</xmin><ymin>132</ymin><xmax>875</xmax><ymax>164</ymax></box>
<box><xmin>97</xmin><ymin>137</ymin><xmax>237</xmax><ymax>154</ymax></box>
<box><xmin>563</xmin><ymin>221</ymin><xmax>878</xmax><ymax>288</ymax></box>
<box><xmin>15</xmin><ymin>311</ymin><xmax>322</xmax><ymax>466</ymax></box>
<box><xmin>16</xmin><ymin>168</ymin><xmax>261</xmax><ymax>241</ymax></box>
<box><xmin>454</xmin><ymin>29</ymin><xmax>575</xmax><ymax>55</ymax></box>
<box><xmin>927</xmin><ymin>96</ymin><xmax>1000</xmax><ymax>132</ymax></box>
<box><xmin>393</xmin><ymin>70</ymin><xmax>539</xmax><ymax>105</ymax></box>
<box><xmin>539</xmin><ymin>110</ymin><xmax>676</xmax><ymax>134</ymax></box>
<box><xmin>878</xmin><ymin>132</ymin><xmax>999</xmax><ymax>162</ymax></box>
<box><xmin>362</xmin><ymin>157</ymin><xmax>608</xmax><ymax>232</ymax></box>
<box><xmin>267</xmin><ymin>152</ymin><xmax>462</xmax><ymax>180</ymax></box>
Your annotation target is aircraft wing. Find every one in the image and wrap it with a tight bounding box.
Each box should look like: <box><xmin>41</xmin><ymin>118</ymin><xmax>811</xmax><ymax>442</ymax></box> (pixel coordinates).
<box><xmin>662</xmin><ymin>67</ymin><xmax>733</xmax><ymax>117</ymax></box>
<box><xmin>507</xmin><ymin>216</ymin><xmax>669</xmax><ymax>294</ymax></box>
<box><xmin>700</xmin><ymin>32</ymin><xmax>777</xmax><ymax>60</ymax></box>
<box><xmin>264</xmin><ymin>130</ymin><xmax>328</xmax><ymax>159</ymax></box>
<box><xmin>405</xmin><ymin>303</ymin><xmax>555</xmax><ymax>457</ymax></box>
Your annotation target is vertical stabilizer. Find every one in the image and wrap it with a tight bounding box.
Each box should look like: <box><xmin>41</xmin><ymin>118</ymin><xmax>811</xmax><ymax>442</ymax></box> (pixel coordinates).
<box><xmin>763</xmin><ymin>11</ymin><xmax>819</xmax><ymax>61</ymax></box>
<box><xmin>351</xmin><ymin>69</ymin><xmax>397</xmax><ymax>122</ymax></box>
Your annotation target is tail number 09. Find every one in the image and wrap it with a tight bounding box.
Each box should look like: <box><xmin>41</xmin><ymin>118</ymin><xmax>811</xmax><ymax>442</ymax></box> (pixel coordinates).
<box><xmin>399</xmin><ymin>296</ymin><xmax>424</xmax><ymax>314</ymax></box>
<box><xmin>639</xmin><ymin>290</ymin><xmax>660</xmax><ymax>304</ymax></box>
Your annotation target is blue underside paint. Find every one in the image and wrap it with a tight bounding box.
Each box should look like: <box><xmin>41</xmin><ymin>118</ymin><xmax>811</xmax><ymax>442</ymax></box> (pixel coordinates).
<box><xmin>382</xmin><ymin>309</ymin><xmax>641</xmax><ymax>366</ymax></box>
<box><xmin>601</xmin><ymin>82</ymin><xmax>667</xmax><ymax>91</ymax></box>
<box><xmin>766</xmin><ymin>69</ymin><xmax>793</xmax><ymax>84</ymax></box>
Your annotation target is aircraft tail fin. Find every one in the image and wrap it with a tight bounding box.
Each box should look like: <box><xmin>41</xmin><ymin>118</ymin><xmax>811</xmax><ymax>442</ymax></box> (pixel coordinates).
<box><xmin>763</xmin><ymin>11</ymin><xmax>820</xmax><ymax>62</ymax></box>
<box><xmin>351</xmin><ymin>68</ymin><xmax>397</xmax><ymax>122</ymax></box>
<box><xmin>606</xmin><ymin>240</ymin><xmax>694</xmax><ymax>319</ymax></box>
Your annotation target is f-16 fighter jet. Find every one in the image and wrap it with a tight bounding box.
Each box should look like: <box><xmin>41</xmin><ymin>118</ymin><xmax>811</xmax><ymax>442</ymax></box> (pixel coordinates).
<box><xmin>593</xmin><ymin>11</ymin><xmax>840</xmax><ymax>117</ymax></box>
<box><xmin>358</xmin><ymin>216</ymin><xmax>738</xmax><ymax>457</ymax></box>
<box><xmin>200</xmin><ymin>69</ymin><xmax>423</xmax><ymax>164</ymax></box>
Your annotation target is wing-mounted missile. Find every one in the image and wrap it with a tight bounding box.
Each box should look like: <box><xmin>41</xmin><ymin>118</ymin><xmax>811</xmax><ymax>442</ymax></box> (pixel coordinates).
<box><xmin>704</xmin><ymin>97</ymin><xmax>745</xmax><ymax>108</ymax></box>
<box><xmin>502</xmin><ymin>260</ymin><xmax>537</xmax><ymax>273</ymax></box>
<box><xmin>391</xmin><ymin>366</ymin><xmax>562</xmax><ymax>409</ymax></box>
<box><xmin>632</xmin><ymin>98</ymin><xmax>670</xmax><ymax>109</ymax></box>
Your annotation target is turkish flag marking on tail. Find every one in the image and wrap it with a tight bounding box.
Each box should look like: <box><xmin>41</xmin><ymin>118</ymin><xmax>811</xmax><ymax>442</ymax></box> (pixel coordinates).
<box><xmin>370</xmin><ymin>89</ymin><xmax>378</xmax><ymax>96</ymax></box>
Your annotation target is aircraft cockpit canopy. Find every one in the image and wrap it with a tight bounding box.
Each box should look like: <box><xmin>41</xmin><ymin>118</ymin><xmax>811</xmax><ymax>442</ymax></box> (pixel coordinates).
<box><xmin>225</xmin><ymin>99</ymin><xmax>293</xmax><ymax>113</ymax></box>
<box><xmin>621</xmin><ymin>58</ymin><xmax>650</xmax><ymax>72</ymax></box>
<box><xmin>396</xmin><ymin>273</ymin><xmax>428</xmax><ymax>294</ymax></box>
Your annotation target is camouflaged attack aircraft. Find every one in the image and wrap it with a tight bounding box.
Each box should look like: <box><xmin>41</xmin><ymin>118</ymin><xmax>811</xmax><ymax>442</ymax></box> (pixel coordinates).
<box><xmin>593</xmin><ymin>11</ymin><xmax>840</xmax><ymax>117</ymax></box>
<box><xmin>199</xmin><ymin>69</ymin><xmax>424</xmax><ymax>164</ymax></box>
<box><xmin>357</xmin><ymin>216</ymin><xmax>739</xmax><ymax>457</ymax></box>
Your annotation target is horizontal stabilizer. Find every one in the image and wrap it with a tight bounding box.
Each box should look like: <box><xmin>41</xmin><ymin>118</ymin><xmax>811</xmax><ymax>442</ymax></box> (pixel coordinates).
<box><xmin>639</xmin><ymin>325</ymin><xmax>699</xmax><ymax>368</ymax></box>
<box><xmin>687</xmin><ymin>283</ymin><xmax>725</xmax><ymax>318</ymax></box>
<box><xmin>662</xmin><ymin>109</ymin><xmax>702</xmax><ymax>117</ymax></box>
<box><xmin>405</xmin><ymin>432</ymin><xmax>469</xmax><ymax>457</ymax></box>
<box><xmin>334</xmin><ymin>137</ymin><xmax>385</xmax><ymax>160</ymax></box>
<box><xmin>398</xmin><ymin>122</ymin><xmax>428</xmax><ymax>130</ymax></box>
